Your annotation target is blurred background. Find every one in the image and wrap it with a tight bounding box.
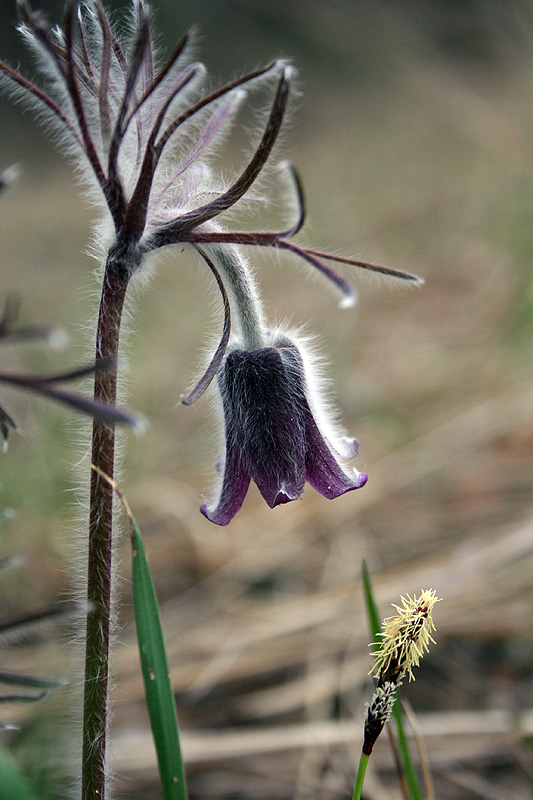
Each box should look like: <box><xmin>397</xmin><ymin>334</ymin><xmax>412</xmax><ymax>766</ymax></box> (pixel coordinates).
<box><xmin>1</xmin><ymin>0</ymin><xmax>533</xmax><ymax>798</ymax></box>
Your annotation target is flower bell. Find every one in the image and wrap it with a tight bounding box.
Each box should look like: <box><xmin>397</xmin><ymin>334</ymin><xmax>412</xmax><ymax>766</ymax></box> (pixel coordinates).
<box><xmin>201</xmin><ymin>333</ymin><xmax>367</xmax><ymax>525</ymax></box>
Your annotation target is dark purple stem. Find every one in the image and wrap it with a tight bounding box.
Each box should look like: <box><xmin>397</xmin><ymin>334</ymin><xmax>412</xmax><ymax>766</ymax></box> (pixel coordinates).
<box><xmin>82</xmin><ymin>263</ymin><xmax>129</xmax><ymax>800</ymax></box>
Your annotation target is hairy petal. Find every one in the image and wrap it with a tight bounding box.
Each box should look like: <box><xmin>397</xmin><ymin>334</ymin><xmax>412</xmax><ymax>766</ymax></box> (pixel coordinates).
<box><xmin>218</xmin><ymin>347</ymin><xmax>306</xmax><ymax>508</ymax></box>
<box><xmin>278</xmin><ymin>341</ymin><xmax>365</xmax><ymax>498</ymax></box>
<box><xmin>200</xmin><ymin>449</ymin><xmax>251</xmax><ymax>526</ymax></box>
<box><xmin>303</xmin><ymin>410</ymin><xmax>368</xmax><ymax>498</ymax></box>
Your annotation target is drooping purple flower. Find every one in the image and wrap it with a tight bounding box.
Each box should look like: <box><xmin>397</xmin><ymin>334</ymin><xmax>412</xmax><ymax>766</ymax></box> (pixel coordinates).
<box><xmin>201</xmin><ymin>333</ymin><xmax>367</xmax><ymax>525</ymax></box>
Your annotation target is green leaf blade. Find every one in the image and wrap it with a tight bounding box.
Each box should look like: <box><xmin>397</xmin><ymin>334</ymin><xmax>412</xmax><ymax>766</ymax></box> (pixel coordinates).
<box><xmin>362</xmin><ymin>559</ymin><xmax>382</xmax><ymax>642</ymax></box>
<box><xmin>130</xmin><ymin>513</ymin><xmax>188</xmax><ymax>800</ymax></box>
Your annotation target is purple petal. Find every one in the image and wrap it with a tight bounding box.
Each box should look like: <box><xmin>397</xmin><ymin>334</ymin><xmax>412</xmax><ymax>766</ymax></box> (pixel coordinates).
<box><xmin>271</xmin><ymin>490</ymin><xmax>297</xmax><ymax>507</ymax></box>
<box><xmin>304</xmin><ymin>410</ymin><xmax>367</xmax><ymax>499</ymax></box>
<box><xmin>200</xmin><ymin>453</ymin><xmax>251</xmax><ymax>526</ymax></box>
<box><xmin>255</xmin><ymin>467</ymin><xmax>305</xmax><ymax>509</ymax></box>
<box><xmin>277</xmin><ymin>341</ymin><xmax>366</xmax><ymax>499</ymax></box>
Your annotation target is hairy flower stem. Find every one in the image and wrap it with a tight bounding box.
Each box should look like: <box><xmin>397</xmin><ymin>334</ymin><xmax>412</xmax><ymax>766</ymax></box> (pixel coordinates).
<box><xmin>82</xmin><ymin>263</ymin><xmax>129</xmax><ymax>800</ymax></box>
<box><xmin>210</xmin><ymin>245</ymin><xmax>266</xmax><ymax>349</ymax></box>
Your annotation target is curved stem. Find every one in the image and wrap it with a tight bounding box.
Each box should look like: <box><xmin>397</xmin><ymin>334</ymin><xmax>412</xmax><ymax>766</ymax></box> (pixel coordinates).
<box><xmin>210</xmin><ymin>244</ymin><xmax>267</xmax><ymax>350</ymax></box>
<box><xmin>82</xmin><ymin>263</ymin><xmax>129</xmax><ymax>800</ymax></box>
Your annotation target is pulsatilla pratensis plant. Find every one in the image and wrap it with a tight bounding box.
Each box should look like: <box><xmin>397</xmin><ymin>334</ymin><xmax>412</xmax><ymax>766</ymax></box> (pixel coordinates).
<box><xmin>0</xmin><ymin>2</ymin><xmax>422</xmax><ymax>797</ymax></box>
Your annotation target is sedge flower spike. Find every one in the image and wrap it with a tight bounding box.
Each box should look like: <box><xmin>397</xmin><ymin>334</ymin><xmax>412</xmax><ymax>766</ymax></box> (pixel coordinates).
<box><xmin>371</xmin><ymin>589</ymin><xmax>440</xmax><ymax>684</ymax></box>
<box><xmin>359</xmin><ymin>590</ymin><xmax>440</xmax><ymax>759</ymax></box>
<box><xmin>362</xmin><ymin>682</ymin><xmax>396</xmax><ymax>756</ymax></box>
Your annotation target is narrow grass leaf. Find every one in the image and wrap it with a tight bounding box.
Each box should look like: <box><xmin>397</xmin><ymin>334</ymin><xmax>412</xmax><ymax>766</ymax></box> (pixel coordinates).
<box><xmin>91</xmin><ymin>466</ymin><xmax>188</xmax><ymax>800</ymax></box>
<box><xmin>361</xmin><ymin>559</ymin><xmax>381</xmax><ymax>641</ymax></box>
<box><xmin>130</xmin><ymin>508</ymin><xmax>188</xmax><ymax>800</ymax></box>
